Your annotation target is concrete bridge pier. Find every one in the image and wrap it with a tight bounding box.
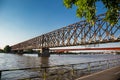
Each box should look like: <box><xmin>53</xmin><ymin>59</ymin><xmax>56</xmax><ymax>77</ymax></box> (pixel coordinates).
<box><xmin>38</xmin><ymin>48</ymin><xmax>50</xmax><ymax>57</ymax></box>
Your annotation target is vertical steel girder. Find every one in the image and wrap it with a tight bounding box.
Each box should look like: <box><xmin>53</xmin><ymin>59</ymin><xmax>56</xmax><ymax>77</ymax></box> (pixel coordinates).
<box><xmin>11</xmin><ymin>13</ymin><xmax>120</xmax><ymax>50</ymax></box>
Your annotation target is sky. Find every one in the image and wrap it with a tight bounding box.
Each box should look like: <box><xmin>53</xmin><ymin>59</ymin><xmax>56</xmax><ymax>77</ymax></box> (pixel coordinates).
<box><xmin>0</xmin><ymin>0</ymin><xmax>108</xmax><ymax>49</ymax></box>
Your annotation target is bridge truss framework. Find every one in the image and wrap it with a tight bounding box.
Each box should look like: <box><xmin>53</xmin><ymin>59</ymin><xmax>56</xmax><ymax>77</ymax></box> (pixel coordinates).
<box><xmin>11</xmin><ymin>13</ymin><xmax>120</xmax><ymax>50</ymax></box>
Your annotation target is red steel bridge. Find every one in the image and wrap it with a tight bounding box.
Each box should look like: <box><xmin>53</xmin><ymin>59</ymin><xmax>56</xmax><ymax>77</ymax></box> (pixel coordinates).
<box><xmin>11</xmin><ymin>13</ymin><xmax>120</xmax><ymax>55</ymax></box>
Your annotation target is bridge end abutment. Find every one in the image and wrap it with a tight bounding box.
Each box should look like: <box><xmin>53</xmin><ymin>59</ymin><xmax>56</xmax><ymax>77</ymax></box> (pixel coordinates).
<box><xmin>38</xmin><ymin>48</ymin><xmax>50</xmax><ymax>57</ymax></box>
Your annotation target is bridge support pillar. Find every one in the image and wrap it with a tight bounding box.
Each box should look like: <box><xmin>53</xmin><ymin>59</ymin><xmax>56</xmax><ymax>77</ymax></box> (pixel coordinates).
<box><xmin>38</xmin><ymin>48</ymin><xmax>50</xmax><ymax>57</ymax></box>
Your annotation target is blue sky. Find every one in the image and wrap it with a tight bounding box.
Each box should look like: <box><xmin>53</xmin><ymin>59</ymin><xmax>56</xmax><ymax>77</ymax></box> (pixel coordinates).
<box><xmin>0</xmin><ymin>0</ymin><xmax>106</xmax><ymax>49</ymax></box>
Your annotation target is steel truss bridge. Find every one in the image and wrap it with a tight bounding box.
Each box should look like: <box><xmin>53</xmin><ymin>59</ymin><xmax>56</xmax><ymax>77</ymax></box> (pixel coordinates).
<box><xmin>11</xmin><ymin>13</ymin><xmax>120</xmax><ymax>51</ymax></box>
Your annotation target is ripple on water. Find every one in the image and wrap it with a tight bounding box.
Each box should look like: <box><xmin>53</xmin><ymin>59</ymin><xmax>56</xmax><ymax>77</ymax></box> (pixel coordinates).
<box><xmin>0</xmin><ymin>53</ymin><xmax>120</xmax><ymax>79</ymax></box>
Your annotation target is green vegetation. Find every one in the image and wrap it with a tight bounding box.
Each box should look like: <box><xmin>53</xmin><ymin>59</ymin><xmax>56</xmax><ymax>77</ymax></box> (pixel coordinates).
<box><xmin>23</xmin><ymin>49</ymin><xmax>38</xmax><ymax>54</ymax></box>
<box><xmin>0</xmin><ymin>49</ymin><xmax>4</xmax><ymax>53</ymax></box>
<box><xmin>4</xmin><ymin>45</ymin><xmax>11</xmax><ymax>53</ymax></box>
<box><xmin>63</xmin><ymin>0</ymin><xmax>120</xmax><ymax>25</ymax></box>
<box><xmin>116</xmin><ymin>52</ymin><xmax>120</xmax><ymax>54</ymax></box>
<box><xmin>27</xmin><ymin>49</ymin><xmax>34</xmax><ymax>53</ymax></box>
<box><xmin>0</xmin><ymin>45</ymin><xmax>11</xmax><ymax>53</ymax></box>
<box><xmin>24</xmin><ymin>49</ymin><xmax>34</xmax><ymax>53</ymax></box>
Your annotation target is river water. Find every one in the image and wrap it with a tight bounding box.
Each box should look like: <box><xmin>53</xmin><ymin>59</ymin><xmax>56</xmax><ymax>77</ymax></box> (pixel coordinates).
<box><xmin>0</xmin><ymin>53</ymin><xmax>120</xmax><ymax>80</ymax></box>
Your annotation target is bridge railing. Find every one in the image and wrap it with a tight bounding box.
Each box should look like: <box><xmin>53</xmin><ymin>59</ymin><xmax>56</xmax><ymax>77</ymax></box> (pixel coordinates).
<box><xmin>0</xmin><ymin>58</ymin><xmax>120</xmax><ymax>80</ymax></box>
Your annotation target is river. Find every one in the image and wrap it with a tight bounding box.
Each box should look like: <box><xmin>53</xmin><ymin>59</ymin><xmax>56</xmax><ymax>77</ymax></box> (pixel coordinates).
<box><xmin>0</xmin><ymin>53</ymin><xmax>120</xmax><ymax>80</ymax></box>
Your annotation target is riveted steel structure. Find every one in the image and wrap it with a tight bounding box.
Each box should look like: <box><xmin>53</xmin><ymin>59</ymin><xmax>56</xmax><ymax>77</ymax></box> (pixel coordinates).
<box><xmin>11</xmin><ymin>13</ymin><xmax>120</xmax><ymax>51</ymax></box>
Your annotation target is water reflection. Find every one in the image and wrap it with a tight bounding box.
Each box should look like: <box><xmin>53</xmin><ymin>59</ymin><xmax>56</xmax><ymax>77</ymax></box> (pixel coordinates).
<box><xmin>40</xmin><ymin>57</ymin><xmax>49</xmax><ymax>67</ymax></box>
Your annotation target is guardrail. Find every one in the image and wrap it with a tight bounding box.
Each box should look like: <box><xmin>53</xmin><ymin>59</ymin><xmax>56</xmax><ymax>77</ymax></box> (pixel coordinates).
<box><xmin>0</xmin><ymin>58</ymin><xmax>120</xmax><ymax>80</ymax></box>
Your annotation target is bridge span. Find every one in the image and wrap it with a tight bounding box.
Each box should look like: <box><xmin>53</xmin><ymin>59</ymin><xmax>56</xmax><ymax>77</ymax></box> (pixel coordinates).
<box><xmin>51</xmin><ymin>47</ymin><xmax>120</xmax><ymax>53</ymax></box>
<box><xmin>11</xmin><ymin>13</ymin><xmax>120</xmax><ymax>56</ymax></box>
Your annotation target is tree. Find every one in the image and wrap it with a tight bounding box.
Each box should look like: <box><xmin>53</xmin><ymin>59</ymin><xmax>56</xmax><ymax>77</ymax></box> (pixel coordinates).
<box><xmin>63</xmin><ymin>0</ymin><xmax>120</xmax><ymax>25</ymax></box>
<box><xmin>4</xmin><ymin>45</ymin><xmax>11</xmax><ymax>53</ymax></box>
<box><xmin>27</xmin><ymin>49</ymin><xmax>34</xmax><ymax>53</ymax></box>
<box><xmin>0</xmin><ymin>49</ymin><xmax>4</xmax><ymax>53</ymax></box>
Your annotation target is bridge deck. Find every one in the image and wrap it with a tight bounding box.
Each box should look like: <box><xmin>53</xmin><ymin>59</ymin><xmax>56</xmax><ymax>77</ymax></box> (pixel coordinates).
<box><xmin>52</xmin><ymin>47</ymin><xmax>120</xmax><ymax>52</ymax></box>
<box><xmin>76</xmin><ymin>66</ymin><xmax>120</xmax><ymax>80</ymax></box>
